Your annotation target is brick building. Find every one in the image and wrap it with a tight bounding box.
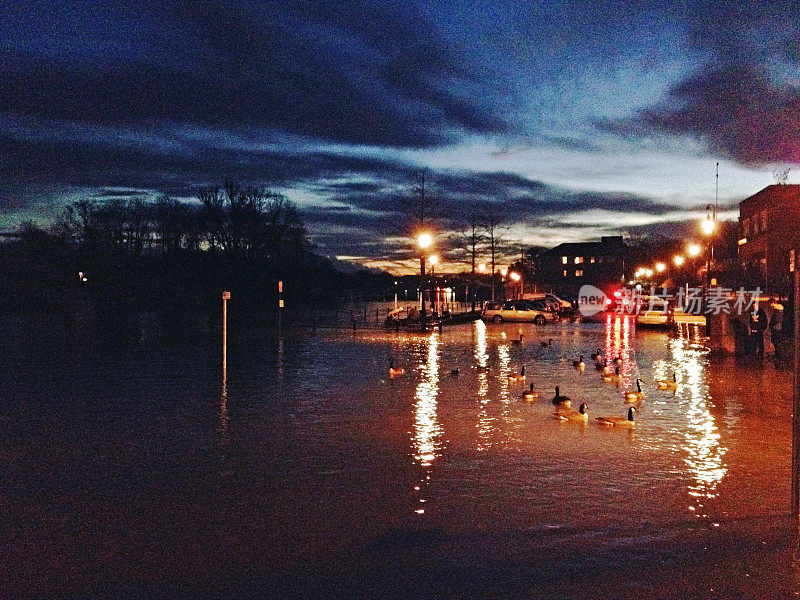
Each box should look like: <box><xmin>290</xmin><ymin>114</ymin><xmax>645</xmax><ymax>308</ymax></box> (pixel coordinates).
<box><xmin>535</xmin><ymin>236</ymin><xmax>628</xmax><ymax>295</ymax></box>
<box><xmin>738</xmin><ymin>184</ymin><xmax>800</xmax><ymax>295</ymax></box>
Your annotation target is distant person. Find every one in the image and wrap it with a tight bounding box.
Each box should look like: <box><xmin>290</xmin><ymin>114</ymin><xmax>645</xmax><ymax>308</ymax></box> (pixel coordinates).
<box><xmin>749</xmin><ymin>305</ymin><xmax>768</xmax><ymax>357</ymax></box>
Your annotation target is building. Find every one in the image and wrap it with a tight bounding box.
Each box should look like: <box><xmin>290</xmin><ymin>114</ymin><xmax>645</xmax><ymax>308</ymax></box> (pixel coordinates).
<box><xmin>738</xmin><ymin>184</ymin><xmax>800</xmax><ymax>295</ymax></box>
<box><xmin>535</xmin><ymin>236</ymin><xmax>628</xmax><ymax>295</ymax></box>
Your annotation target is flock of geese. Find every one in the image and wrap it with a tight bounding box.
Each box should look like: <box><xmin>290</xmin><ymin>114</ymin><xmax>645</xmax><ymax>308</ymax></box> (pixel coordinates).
<box><xmin>389</xmin><ymin>332</ymin><xmax>681</xmax><ymax>430</ymax></box>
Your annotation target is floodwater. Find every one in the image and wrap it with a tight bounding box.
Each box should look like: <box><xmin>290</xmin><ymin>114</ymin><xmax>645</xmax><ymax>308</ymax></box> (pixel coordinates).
<box><xmin>2</xmin><ymin>316</ymin><xmax>797</xmax><ymax>598</ymax></box>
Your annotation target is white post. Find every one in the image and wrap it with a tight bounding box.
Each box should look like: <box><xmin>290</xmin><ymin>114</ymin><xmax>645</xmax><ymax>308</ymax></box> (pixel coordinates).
<box><xmin>222</xmin><ymin>291</ymin><xmax>230</xmax><ymax>386</ymax></box>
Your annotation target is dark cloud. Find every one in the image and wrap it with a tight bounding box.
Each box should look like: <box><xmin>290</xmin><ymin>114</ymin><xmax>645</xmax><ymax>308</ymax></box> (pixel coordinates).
<box><xmin>600</xmin><ymin>0</ymin><xmax>800</xmax><ymax>165</ymax></box>
<box><xmin>604</xmin><ymin>64</ymin><xmax>800</xmax><ymax>165</ymax></box>
<box><xmin>0</xmin><ymin>0</ymin><xmax>510</xmax><ymax>149</ymax></box>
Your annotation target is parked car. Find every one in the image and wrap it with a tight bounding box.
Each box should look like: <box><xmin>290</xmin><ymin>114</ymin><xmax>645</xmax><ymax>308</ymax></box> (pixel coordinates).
<box><xmin>482</xmin><ymin>300</ymin><xmax>559</xmax><ymax>324</ymax></box>
<box><xmin>636</xmin><ymin>297</ymin><xmax>670</xmax><ymax>327</ymax></box>
<box><xmin>524</xmin><ymin>293</ymin><xmax>573</xmax><ymax>313</ymax></box>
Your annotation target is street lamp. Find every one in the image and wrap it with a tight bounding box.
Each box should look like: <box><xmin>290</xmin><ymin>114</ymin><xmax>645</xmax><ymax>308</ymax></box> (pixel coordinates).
<box><xmin>701</xmin><ymin>204</ymin><xmax>717</xmax><ymax>333</ymax></box>
<box><xmin>673</xmin><ymin>255</ymin><xmax>685</xmax><ymax>267</ymax></box>
<box><xmin>509</xmin><ymin>271</ymin><xmax>522</xmax><ymax>299</ymax></box>
<box><xmin>478</xmin><ymin>263</ymin><xmax>486</xmax><ymax>273</ymax></box>
<box><xmin>655</xmin><ymin>262</ymin><xmax>666</xmax><ymax>273</ymax></box>
<box><xmin>500</xmin><ymin>267</ymin><xmax>508</xmax><ymax>277</ymax></box>
<box><xmin>417</xmin><ymin>232</ymin><xmax>435</xmax><ymax>319</ymax></box>
<box><xmin>701</xmin><ymin>215</ymin><xmax>716</xmax><ymax>236</ymax></box>
<box><xmin>688</xmin><ymin>244</ymin><xmax>701</xmax><ymax>258</ymax></box>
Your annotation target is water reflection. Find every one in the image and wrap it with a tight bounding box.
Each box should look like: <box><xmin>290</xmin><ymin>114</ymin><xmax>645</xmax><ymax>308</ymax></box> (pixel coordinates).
<box><xmin>661</xmin><ymin>337</ymin><xmax>729</xmax><ymax>519</ymax></box>
<box><xmin>604</xmin><ymin>314</ymin><xmax>634</xmax><ymax>390</ymax></box>
<box><xmin>412</xmin><ymin>332</ymin><xmax>442</xmax><ymax>514</ymax></box>
<box><xmin>219</xmin><ymin>383</ymin><xmax>228</xmax><ymax>441</ymax></box>
<box><xmin>475</xmin><ymin>320</ymin><xmax>493</xmax><ymax>451</ymax></box>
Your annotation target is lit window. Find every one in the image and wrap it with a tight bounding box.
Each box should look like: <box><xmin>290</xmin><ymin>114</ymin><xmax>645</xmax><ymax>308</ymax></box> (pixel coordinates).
<box><xmin>575</xmin><ymin>256</ymin><xmax>583</xmax><ymax>264</ymax></box>
<box><xmin>590</xmin><ymin>256</ymin><xmax>595</xmax><ymax>263</ymax></box>
<box><xmin>563</xmin><ymin>270</ymin><xmax>568</xmax><ymax>277</ymax></box>
<box><xmin>562</xmin><ymin>256</ymin><xmax>568</xmax><ymax>264</ymax></box>
<box><xmin>576</xmin><ymin>270</ymin><xmax>583</xmax><ymax>277</ymax></box>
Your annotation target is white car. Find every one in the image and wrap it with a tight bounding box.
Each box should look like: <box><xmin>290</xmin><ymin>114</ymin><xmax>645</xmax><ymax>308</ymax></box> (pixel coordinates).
<box><xmin>636</xmin><ymin>297</ymin><xmax>670</xmax><ymax>327</ymax></box>
<box><xmin>482</xmin><ymin>300</ymin><xmax>559</xmax><ymax>324</ymax></box>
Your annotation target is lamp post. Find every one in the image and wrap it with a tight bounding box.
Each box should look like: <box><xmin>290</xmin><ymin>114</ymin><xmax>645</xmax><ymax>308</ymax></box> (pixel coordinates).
<box><xmin>429</xmin><ymin>254</ymin><xmax>439</xmax><ymax>315</ymax></box>
<box><xmin>417</xmin><ymin>233</ymin><xmax>433</xmax><ymax>319</ymax></box>
<box><xmin>701</xmin><ymin>205</ymin><xmax>717</xmax><ymax>335</ymax></box>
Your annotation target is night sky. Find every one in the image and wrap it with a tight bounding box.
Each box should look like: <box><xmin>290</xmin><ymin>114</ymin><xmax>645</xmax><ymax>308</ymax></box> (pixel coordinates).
<box><xmin>2</xmin><ymin>1</ymin><xmax>799</xmax><ymax>272</ymax></box>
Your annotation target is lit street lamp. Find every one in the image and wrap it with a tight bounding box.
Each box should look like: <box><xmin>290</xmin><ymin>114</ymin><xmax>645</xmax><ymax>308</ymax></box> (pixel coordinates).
<box><xmin>509</xmin><ymin>271</ymin><xmax>522</xmax><ymax>299</ymax></box>
<box><xmin>673</xmin><ymin>255</ymin><xmax>685</xmax><ymax>267</ymax></box>
<box><xmin>701</xmin><ymin>203</ymin><xmax>717</xmax><ymax>332</ymax></box>
<box><xmin>688</xmin><ymin>244</ymin><xmax>701</xmax><ymax>258</ymax></box>
<box><xmin>417</xmin><ymin>232</ymin><xmax>434</xmax><ymax>319</ymax></box>
<box><xmin>655</xmin><ymin>262</ymin><xmax>666</xmax><ymax>273</ymax></box>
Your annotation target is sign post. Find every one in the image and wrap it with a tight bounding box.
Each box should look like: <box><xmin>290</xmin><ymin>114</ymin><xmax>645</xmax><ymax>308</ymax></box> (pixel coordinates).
<box><xmin>278</xmin><ymin>281</ymin><xmax>284</xmax><ymax>330</ymax></box>
<box><xmin>222</xmin><ymin>291</ymin><xmax>230</xmax><ymax>387</ymax></box>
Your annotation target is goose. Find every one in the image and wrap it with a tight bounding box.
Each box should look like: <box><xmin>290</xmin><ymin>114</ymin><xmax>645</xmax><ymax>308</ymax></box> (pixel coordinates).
<box><xmin>590</xmin><ymin>349</ymin><xmax>602</xmax><ymax>361</ymax></box>
<box><xmin>388</xmin><ymin>360</ymin><xmax>405</xmax><ymax>377</ymax></box>
<box><xmin>602</xmin><ymin>366</ymin><xmax>621</xmax><ymax>383</ymax></box>
<box><xmin>511</xmin><ymin>332</ymin><xmax>524</xmax><ymax>345</ymax></box>
<box><xmin>556</xmin><ymin>402</ymin><xmax>588</xmax><ymax>423</ymax></box>
<box><xmin>613</xmin><ymin>356</ymin><xmax>623</xmax><ymax>365</ymax></box>
<box><xmin>624</xmin><ymin>378</ymin><xmax>643</xmax><ymax>403</ymax></box>
<box><xmin>508</xmin><ymin>366</ymin><xmax>526</xmax><ymax>383</ymax></box>
<box><xmin>450</xmin><ymin>368</ymin><xmax>460</xmax><ymax>376</ymax></box>
<box><xmin>540</xmin><ymin>338</ymin><xmax>553</xmax><ymax>348</ymax></box>
<box><xmin>657</xmin><ymin>373</ymin><xmax>678</xmax><ymax>390</ymax></box>
<box><xmin>521</xmin><ymin>383</ymin><xmax>538</xmax><ymax>401</ymax></box>
<box><xmin>597</xmin><ymin>406</ymin><xmax>636</xmax><ymax>428</ymax></box>
<box><xmin>572</xmin><ymin>356</ymin><xmax>585</xmax><ymax>371</ymax></box>
<box><xmin>595</xmin><ymin>359</ymin><xmax>607</xmax><ymax>372</ymax></box>
<box><xmin>551</xmin><ymin>386</ymin><xmax>572</xmax><ymax>408</ymax></box>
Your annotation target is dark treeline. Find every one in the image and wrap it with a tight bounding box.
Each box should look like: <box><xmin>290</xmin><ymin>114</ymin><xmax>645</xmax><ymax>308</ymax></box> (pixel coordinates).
<box><xmin>0</xmin><ymin>179</ymin><xmax>391</xmax><ymax>342</ymax></box>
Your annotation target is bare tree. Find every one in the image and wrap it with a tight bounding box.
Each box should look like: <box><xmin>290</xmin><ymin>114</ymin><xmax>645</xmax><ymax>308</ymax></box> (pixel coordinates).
<box><xmin>455</xmin><ymin>209</ymin><xmax>484</xmax><ymax>311</ymax></box>
<box><xmin>481</xmin><ymin>204</ymin><xmax>508</xmax><ymax>301</ymax></box>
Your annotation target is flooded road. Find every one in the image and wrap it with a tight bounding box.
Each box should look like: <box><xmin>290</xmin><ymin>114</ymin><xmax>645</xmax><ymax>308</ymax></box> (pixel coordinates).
<box><xmin>2</xmin><ymin>316</ymin><xmax>795</xmax><ymax>597</ymax></box>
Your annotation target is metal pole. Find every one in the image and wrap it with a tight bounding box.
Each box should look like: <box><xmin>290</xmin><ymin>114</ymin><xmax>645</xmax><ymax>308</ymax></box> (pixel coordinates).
<box><xmin>792</xmin><ymin>264</ymin><xmax>800</xmax><ymax>542</ymax></box>
<box><xmin>278</xmin><ymin>281</ymin><xmax>283</xmax><ymax>330</ymax></box>
<box><xmin>222</xmin><ymin>291</ymin><xmax>230</xmax><ymax>385</ymax></box>
<box><xmin>420</xmin><ymin>254</ymin><xmax>427</xmax><ymax>319</ymax></box>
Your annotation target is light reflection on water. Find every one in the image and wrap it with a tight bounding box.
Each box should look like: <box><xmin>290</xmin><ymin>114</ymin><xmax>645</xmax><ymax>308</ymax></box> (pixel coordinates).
<box><xmin>3</xmin><ymin>317</ymin><xmax>793</xmax><ymax>594</ymax></box>
<box><xmin>411</xmin><ymin>332</ymin><xmax>442</xmax><ymax>514</ymax></box>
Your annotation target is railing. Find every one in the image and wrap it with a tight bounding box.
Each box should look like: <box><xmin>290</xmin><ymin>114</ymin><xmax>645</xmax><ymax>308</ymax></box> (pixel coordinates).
<box><xmin>288</xmin><ymin>301</ymin><xmax>482</xmax><ymax>329</ymax></box>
